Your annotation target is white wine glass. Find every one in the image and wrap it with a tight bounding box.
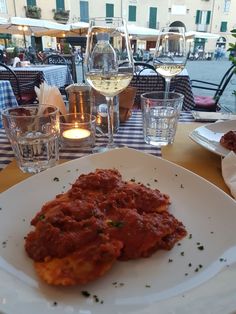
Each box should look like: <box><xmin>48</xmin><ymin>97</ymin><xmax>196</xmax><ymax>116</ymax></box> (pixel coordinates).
<box><xmin>84</xmin><ymin>17</ymin><xmax>134</xmax><ymax>152</ymax></box>
<box><xmin>153</xmin><ymin>26</ymin><xmax>187</xmax><ymax>96</ymax></box>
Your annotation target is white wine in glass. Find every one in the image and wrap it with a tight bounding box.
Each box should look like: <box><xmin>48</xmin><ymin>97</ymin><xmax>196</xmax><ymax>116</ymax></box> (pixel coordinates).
<box><xmin>153</xmin><ymin>27</ymin><xmax>187</xmax><ymax>95</ymax></box>
<box><xmin>84</xmin><ymin>17</ymin><xmax>134</xmax><ymax>152</ymax></box>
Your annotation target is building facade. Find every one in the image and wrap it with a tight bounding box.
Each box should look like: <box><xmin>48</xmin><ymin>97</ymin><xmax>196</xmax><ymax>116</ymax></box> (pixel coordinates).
<box><xmin>0</xmin><ymin>0</ymin><xmax>235</xmax><ymax>53</ymax></box>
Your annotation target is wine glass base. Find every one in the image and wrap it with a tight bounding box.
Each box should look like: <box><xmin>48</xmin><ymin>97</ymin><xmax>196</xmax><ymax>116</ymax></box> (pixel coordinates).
<box><xmin>92</xmin><ymin>144</ymin><xmax>126</xmax><ymax>154</ymax></box>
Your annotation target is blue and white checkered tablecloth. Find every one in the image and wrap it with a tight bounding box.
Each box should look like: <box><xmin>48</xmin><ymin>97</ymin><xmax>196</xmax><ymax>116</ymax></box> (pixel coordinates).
<box><xmin>130</xmin><ymin>75</ymin><xmax>195</xmax><ymax>111</ymax></box>
<box><xmin>0</xmin><ymin>110</ymin><xmax>195</xmax><ymax>172</ymax></box>
<box><xmin>0</xmin><ymin>65</ymin><xmax>73</xmax><ymax>94</ymax></box>
<box><xmin>0</xmin><ymin>80</ymin><xmax>18</xmax><ymax>128</ymax></box>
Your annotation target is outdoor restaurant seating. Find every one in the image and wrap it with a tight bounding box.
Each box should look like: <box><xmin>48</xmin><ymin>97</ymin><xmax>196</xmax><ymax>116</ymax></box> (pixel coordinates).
<box><xmin>127</xmin><ymin>62</ymin><xmax>195</xmax><ymax>110</ymax></box>
<box><xmin>42</xmin><ymin>53</ymin><xmax>72</xmax><ymax>96</ymax></box>
<box><xmin>191</xmin><ymin>64</ymin><xmax>236</xmax><ymax>112</ymax></box>
<box><xmin>0</xmin><ymin>62</ymin><xmax>36</xmax><ymax>104</ymax></box>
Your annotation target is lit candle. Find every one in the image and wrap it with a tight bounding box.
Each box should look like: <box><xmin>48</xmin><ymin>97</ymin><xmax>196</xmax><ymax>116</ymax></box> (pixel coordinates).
<box><xmin>62</xmin><ymin>128</ymin><xmax>90</xmax><ymax>140</ymax></box>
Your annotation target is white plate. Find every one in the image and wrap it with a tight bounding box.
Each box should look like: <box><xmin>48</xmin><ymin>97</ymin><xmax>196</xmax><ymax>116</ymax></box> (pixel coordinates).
<box><xmin>189</xmin><ymin>119</ymin><xmax>236</xmax><ymax>157</ymax></box>
<box><xmin>0</xmin><ymin>148</ymin><xmax>236</xmax><ymax>314</ymax></box>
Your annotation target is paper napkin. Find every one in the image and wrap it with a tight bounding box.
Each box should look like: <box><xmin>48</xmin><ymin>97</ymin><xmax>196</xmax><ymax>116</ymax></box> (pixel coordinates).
<box><xmin>222</xmin><ymin>151</ymin><xmax>236</xmax><ymax>199</ymax></box>
<box><xmin>35</xmin><ymin>82</ymin><xmax>67</xmax><ymax>116</ymax></box>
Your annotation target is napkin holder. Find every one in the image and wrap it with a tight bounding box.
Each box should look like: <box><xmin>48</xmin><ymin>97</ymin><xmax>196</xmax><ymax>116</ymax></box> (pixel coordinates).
<box><xmin>66</xmin><ymin>83</ymin><xmax>92</xmax><ymax>115</ymax></box>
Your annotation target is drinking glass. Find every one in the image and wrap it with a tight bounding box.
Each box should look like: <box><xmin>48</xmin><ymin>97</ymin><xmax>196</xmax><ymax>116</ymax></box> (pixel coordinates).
<box><xmin>2</xmin><ymin>105</ymin><xmax>60</xmax><ymax>173</ymax></box>
<box><xmin>84</xmin><ymin>17</ymin><xmax>134</xmax><ymax>152</ymax></box>
<box><xmin>153</xmin><ymin>27</ymin><xmax>187</xmax><ymax>95</ymax></box>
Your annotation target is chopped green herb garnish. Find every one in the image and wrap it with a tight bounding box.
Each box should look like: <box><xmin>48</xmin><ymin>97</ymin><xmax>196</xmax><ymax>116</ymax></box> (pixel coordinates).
<box><xmin>198</xmin><ymin>245</ymin><xmax>204</xmax><ymax>251</ymax></box>
<box><xmin>180</xmin><ymin>251</ymin><xmax>184</xmax><ymax>256</ymax></box>
<box><xmin>39</xmin><ymin>214</ymin><xmax>45</xmax><ymax>221</ymax></box>
<box><xmin>81</xmin><ymin>290</ymin><xmax>90</xmax><ymax>297</ymax></box>
<box><xmin>145</xmin><ymin>284</ymin><xmax>151</xmax><ymax>288</ymax></box>
<box><xmin>53</xmin><ymin>177</ymin><xmax>59</xmax><ymax>182</ymax></box>
<box><xmin>107</xmin><ymin>220</ymin><xmax>124</xmax><ymax>228</ymax></box>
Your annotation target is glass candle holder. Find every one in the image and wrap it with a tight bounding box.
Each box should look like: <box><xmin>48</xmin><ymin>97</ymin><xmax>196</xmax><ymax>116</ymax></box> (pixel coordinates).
<box><xmin>60</xmin><ymin>113</ymin><xmax>96</xmax><ymax>148</ymax></box>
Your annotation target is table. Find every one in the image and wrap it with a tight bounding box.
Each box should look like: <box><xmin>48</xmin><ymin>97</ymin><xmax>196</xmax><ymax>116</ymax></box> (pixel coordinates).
<box><xmin>0</xmin><ymin>110</ymin><xmax>194</xmax><ymax>172</ymax></box>
<box><xmin>0</xmin><ymin>80</ymin><xmax>18</xmax><ymax>127</ymax></box>
<box><xmin>130</xmin><ymin>70</ymin><xmax>195</xmax><ymax>111</ymax></box>
<box><xmin>0</xmin><ymin>65</ymin><xmax>73</xmax><ymax>94</ymax></box>
<box><xmin>0</xmin><ymin>109</ymin><xmax>230</xmax><ymax>198</ymax></box>
<box><xmin>1</xmin><ymin>110</ymin><xmax>235</xmax><ymax>313</ymax></box>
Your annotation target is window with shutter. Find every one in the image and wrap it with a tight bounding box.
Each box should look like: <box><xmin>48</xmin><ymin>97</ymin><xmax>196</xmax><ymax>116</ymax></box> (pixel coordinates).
<box><xmin>224</xmin><ymin>0</ymin><xmax>230</xmax><ymax>12</ymax></box>
<box><xmin>80</xmin><ymin>1</ymin><xmax>89</xmax><ymax>22</ymax></box>
<box><xmin>106</xmin><ymin>3</ymin><xmax>114</xmax><ymax>17</ymax></box>
<box><xmin>0</xmin><ymin>0</ymin><xmax>7</xmax><ymax>13</ymax></box>
<box><xmin>206</xmin><ymin>11</ymin><xmax>211</xmax><ymax>25</ymax></box>
<box><xmin>149</xmin><ymin>7</ymin><xmax>157</xmax><ymax>29</ymax></box>
<box><xmin>195</xmin><ymin>10</ymin><xmax>201</xmax><ymax>24</ymax></box>
<box><xmin>27</xmin><ymin>0</ymin><xmax>36</xmax><ymax>6</ymax></box>
<box><xmin>220</xmin><ymin>21</ymin><xmax>227</xmax><ymax>32</ymax></box>
<box><xmin>56</xmin><ymin>0</ymin><xmax>65</xmax><ymax>10</ymax></box>
<box><xmin>128</xmin><ymin>5</ymin><xmax>136</xmax><ymax>22</ymax></box>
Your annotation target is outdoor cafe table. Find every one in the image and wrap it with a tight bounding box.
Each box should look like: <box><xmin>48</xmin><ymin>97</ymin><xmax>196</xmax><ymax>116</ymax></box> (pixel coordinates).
<box><xmin>0</xmin><ymin>64</ymin><xmax>73</xmax><ymax>93</ymax></box>
<box><xmin>0</xmin><ymin>80</ymin><xmax>18</xmax><ymax>128</ymax></box>
<box><xmin>130</xmin><ymin>69</ymin><xmax>195</xmax><ymax>111</ymax></box>
<box><xmin>0</xmin><ymin>110</ymin><xmax>230</xmax><ymax>196</ymax></box>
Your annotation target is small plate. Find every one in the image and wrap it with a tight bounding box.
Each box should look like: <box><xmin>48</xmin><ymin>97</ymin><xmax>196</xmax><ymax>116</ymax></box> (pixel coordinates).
<box><xmin>189</xmin><ymin>120</ymin><xmax>236</xmax><ymax>156</ymax></box>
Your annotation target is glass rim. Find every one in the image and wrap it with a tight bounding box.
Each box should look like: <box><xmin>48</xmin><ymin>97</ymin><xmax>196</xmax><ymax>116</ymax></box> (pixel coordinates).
<box><xmin>141</xmin><ymin>92</ymin><xmax>184</xmax><ymax>101</ymax></box>
<box><xmin>2</xmin><ymin>105</ymin><xmax>59</xmax><ymax>119</ymax></box>
<box><xmin>60</xmin><ymin>113</ymin><xmax>96</xmax><ymax>125</ymax></box>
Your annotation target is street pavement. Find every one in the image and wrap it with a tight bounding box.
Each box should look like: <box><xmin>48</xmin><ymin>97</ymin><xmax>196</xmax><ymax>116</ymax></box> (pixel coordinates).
<box><xmin>76</xmin><ymin>59</ymin><xmax>236</xmax><ymax>113</ymax></box>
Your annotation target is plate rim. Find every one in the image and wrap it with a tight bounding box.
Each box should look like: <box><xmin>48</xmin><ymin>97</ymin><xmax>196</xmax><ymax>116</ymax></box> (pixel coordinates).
<box><xmin>188</xmin><ymin>120</ymin><xmax>236</xmax><ymax>157</ymax></box>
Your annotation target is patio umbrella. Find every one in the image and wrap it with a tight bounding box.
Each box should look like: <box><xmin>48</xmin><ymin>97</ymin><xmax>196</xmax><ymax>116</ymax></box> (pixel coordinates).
<box><xmin>185</xmin><ymin>31</ymin><xmax>220</xmax><ymax>39</ymax></box>
<box><xmin>0</xmin><ymin>16</ymin><xmax>69</xmax><ymax>47</ymax></box>
<box><xmin>117</xmin><ymin>24</ymin><xmax>160</xmax><ymax>41</ymax></box>
<box><xmin>35</xmin><ymin>21</ymin><xmax>89</xmax><ymax>37</ymax></box>
<box><xmin>127</xmin><ymin>25</ymin><xmax>159</xmax><ymax>38</ymax></box>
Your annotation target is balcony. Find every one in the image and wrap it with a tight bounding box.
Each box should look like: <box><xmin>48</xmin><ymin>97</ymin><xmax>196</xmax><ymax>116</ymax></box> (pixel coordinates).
<box><xmin>25</xmin><ymin>6</ymin><xmax>41</xmax><ymax>19</ymax></box>
<box><xmin>53</xmin><ymin>9</ymin><xmax>70</xmax><ymax>23</ymax></box>
<box><xmin>196</xmin><ymin>24</ymin><xmax>209</xmax><ymax>32</ymax></box>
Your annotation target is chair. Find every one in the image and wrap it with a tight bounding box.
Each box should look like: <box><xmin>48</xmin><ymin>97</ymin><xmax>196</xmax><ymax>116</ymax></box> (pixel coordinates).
<box><xmin>42</xmin><ymin>54</ymin><xmax>72</xmax><ymax>96</ymax></box>
<box><xmin>191</xmin><ymin>65</ymin><xmax>236</xmax><ymax>111</ymax></box>
<box><xmin>127</xmin><ymin>62</ymin><xmax>165</xmax><ymax>107</ymax></box>
<box><xmin>0</xmin><ymin>62</ymin><xmax>37</xmax><ymax>105</ymax></box>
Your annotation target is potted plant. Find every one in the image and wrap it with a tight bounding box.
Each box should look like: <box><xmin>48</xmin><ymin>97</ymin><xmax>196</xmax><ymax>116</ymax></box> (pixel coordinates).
<box><xmin>25</xmin><ymin>5</ymin><xmax>41</xmax><ymax>19</ymax></box>
<box><xmin>52</xmin><ymin>9</ymin><xmax>70</xmax><ymax>23</ymax></box>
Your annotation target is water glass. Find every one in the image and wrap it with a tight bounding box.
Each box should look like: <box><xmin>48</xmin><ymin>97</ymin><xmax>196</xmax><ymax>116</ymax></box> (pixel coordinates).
<box><xmin>2</xmin><ymin>105</ymin><xmax>60</xmax><ymax>173</ymax></box>
<box><xmin>141</xmin><ymin>92</ymin><xmax>184</xmax><ymax>146</ymax></box>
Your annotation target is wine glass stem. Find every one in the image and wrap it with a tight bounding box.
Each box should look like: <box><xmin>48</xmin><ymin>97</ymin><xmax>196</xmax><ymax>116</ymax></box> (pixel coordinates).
<box><xmin>165</xmin><ymin>77</ymin><xmax>171</xmax><ymax>97</ymax></box>
<box><xmin>106</xmin><ymin>96</ymin><xmax>115</xmax><ymax>148</ymax></box>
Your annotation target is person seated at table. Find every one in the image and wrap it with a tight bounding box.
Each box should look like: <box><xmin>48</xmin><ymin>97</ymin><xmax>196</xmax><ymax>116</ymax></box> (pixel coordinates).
<box><xmin>26</xmin><ymin>46</ymin><xmax>36</xmax><ymax>64</ymax></box>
